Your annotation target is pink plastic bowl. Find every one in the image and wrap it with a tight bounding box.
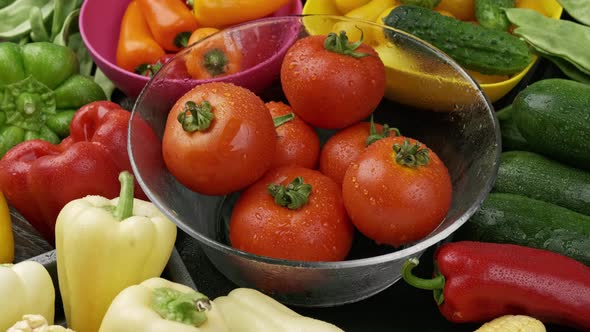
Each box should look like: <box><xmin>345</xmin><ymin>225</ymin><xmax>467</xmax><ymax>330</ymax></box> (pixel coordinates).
<box><xmin>79</xmin><ymin>0</ymin><xmax>302</xmax><ymax>98</ymax></box>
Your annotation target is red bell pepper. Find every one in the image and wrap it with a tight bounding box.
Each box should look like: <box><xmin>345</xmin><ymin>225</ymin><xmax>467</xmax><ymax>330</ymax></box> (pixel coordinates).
<box><xmin>0</xmin><ymin>101</ymin><xmax>159</xmax><ymax>244</ymax></box>
<box><xmin>402</xmin><ymin>241</ymin><xmax>590</xmax><ymax>331</ymax></box>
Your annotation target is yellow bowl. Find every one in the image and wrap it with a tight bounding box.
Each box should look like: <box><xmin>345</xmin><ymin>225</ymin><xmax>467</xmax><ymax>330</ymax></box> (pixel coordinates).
<box><xmin>302</xmin><ymin>0</ymin><xmax>563</xmax><ymax>104</ymax></box>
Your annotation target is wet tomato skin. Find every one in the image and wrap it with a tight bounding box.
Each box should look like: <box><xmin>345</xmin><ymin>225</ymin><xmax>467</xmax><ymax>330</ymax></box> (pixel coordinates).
<box><xmin>162</xmin><ymin>82</ymin><xmax>276</xmax><ymax>196</ymax></box>
<box><xmin>229</xmin><ymin>166</ymin><xmax>355</xmax><ymax>262</ymax></box>
<box><xmin>280</xmin><ymin>34</ymin><xmax>386</xmax><ymax>129</ymax></box>
<box><xmin>319</xmin><ymin>121</ymin><xmax>384</xmax><ymax>186</ymax></box>
<box><xmin>266</xmin><ymin>101</ymin><xmax>321</xmax><ymax>169</ymax></box>
<box><xmin>342</xmin><ymin>136</ymin><xmax>452</xmax><ymax>247</ymax></box>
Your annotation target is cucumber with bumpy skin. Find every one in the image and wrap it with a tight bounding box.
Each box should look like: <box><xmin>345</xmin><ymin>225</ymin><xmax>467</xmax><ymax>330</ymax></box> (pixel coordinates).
<box><xmin>458</xmin><ymin>193</ymin><xmax>590</xmax><ymax>266</ymax></box>
<box><xmin>383</xmin><ymin>5</ymin><xmax>532</xmax><ymax>75</ymax></box>
<box><xmin>475</xmin><ymin>0</ymin><xmax>515</xmax><ymax>30</ymax></box>
<box><xmin>494</xmin><ymin>151</ymin><xmax>590</xmax><ymax>216</ymax></box>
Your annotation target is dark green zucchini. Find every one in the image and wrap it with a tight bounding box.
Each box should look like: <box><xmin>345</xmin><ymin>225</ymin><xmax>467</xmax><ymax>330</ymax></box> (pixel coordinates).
<box><xmin>457</xmin><ymin>193</ymin><xmax>590</xmax><ymax>265</ymax></box>
<box><xmin>506</xmin><ymin>78</ymin><xmax>590</xmax><ymax>170</ymax></box>
<box><xmin>382</xmin><ymin>5</ymin><xmax>532</xmax><ymax>75</ymax></box>
<box><xmin>475</xmin><ymin>0</ymin><xmax>515</xmax><ymax>30</ymax></box>
<box><xmin>494</xmin><ymin>151</ymin><xmax>590</xmax><ymax>215</ymax></box>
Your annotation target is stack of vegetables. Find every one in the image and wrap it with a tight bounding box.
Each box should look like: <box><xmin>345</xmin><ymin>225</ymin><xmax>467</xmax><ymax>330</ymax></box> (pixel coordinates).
<box><xmin>116</xmin><ymin>0</ymin><xmax>292</xmax><ymax>79</ymax></box>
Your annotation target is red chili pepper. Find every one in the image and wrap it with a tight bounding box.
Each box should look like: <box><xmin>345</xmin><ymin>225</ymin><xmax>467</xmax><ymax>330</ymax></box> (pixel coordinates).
<box><xmin>402</xmin><ymin>241</ymin><xmax>590</xmax><ymax>330</ymax></box>
<box><xmin>0</xmin><ymin>101</ymin><xmax>159</xmax><ymax>244</ymax></box>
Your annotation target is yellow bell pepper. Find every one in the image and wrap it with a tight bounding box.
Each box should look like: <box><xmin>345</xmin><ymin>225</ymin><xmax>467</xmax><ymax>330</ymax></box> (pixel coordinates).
<box><xmin>0</xmin><ymin>191</ymin><xmax>14</xmax><ymax>263</ymax></box>
<box><xmin>334</xmin><ymin>0</ymin><xmax>372</xmax><ymax>13</ymax></box>
<box><xmin>99</xmin><ymin>277</ymin><xmax>229</xmax><ymax>332</ymax></box>
<box><xmin>55</xmin><ymin>171</ymin><xmax>177</xmax><ymax>332</ymax></box>
<box><xmin>213</xmin><ymin>288</ymin><xmax>345</xmax><ymax>331</ymax></box>
<box><xmin>7</xmin><ymin>314</ymin><xmax>75</xmax><ymax>332</ymax></box>
<box><xmin>0</xmin><ymin>261</ymin><xmax>55</xmax><ymax>331</ymax></box>
<box><xmin>192</xmin><ymin>0</ymin><xmax>291</xmax><ymax>28</ymax></box>
<box><xmin>475</xmin><ymin>315</ymin><xmax>546</xmax><ymax>332</ymax></box>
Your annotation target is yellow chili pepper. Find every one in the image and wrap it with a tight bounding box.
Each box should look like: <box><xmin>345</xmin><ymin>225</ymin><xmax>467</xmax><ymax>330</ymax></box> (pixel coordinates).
<box><xmin>192</xmin><ymin>0</ymin><xmax>291</xmax><ymax>28</ymax></box>
<box><xmin>0</xmin><ymin>191</ymin><xmax>14</xmax><ymax>263</ymax></box>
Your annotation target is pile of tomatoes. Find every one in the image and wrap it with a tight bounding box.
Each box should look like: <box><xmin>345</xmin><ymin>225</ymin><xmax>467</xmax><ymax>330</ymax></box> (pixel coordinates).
<box><xmin>162</xmin><ymin>31</ymin><xmax>453</xmax><ymax>262</ymax></box>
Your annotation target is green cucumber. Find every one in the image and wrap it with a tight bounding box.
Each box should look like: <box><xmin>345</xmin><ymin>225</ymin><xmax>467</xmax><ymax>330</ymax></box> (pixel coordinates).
<box><xmin>499</xmin><ymin>78</ymin><xmax>590</xmax><ymax>170</ymax></box>
<box><xmin>382</xmin><ymin>5</ymin><xmax>532</xmax><ymax>75</ymax></box>
<box><xmin>458</xmin><ymin>193</ymin><xmax>590</xmax><ymax>265</ymax></box>
<box><xmin>475</xmin><ymin>0</ymin><xmax>515</xmax><ymax>31</ymax></box>
<box><xmin>494</xmin><ymin>151</ymin><xmax>590</xmax><ymax>215</ymax></box>
<box><xmin>496</xmin><ymin>105</ymin><xmax>531</xmax><ymax>151</ymax></box>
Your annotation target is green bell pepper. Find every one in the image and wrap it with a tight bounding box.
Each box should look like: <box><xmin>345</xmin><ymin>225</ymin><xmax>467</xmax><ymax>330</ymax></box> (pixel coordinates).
<box><xmin>0</xmin><ymin>42</ymin><xmax>106</xmax><ymax>156</ymax></box>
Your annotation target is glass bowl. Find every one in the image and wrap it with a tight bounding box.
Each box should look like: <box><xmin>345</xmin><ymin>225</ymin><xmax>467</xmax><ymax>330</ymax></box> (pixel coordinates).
<box><xmin>128</xmin><ymin>15</ymin><xmax>501</xmax><ymax>307</ymax></box>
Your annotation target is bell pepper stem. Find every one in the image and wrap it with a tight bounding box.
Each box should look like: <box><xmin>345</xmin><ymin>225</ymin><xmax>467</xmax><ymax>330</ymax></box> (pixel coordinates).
<box><xmin>152</xmin><ymin>287</ymin><xmax>210</xmax><ymax>327</ymax></box>
<box><xmin>203</xmin><ymin>49</ymin><xmax>229</xmax><ymax>77</ymax></box>
<box><xmin>113</xmin><ymin>171</ymin><xmax>135</xmax><ymax>221</ymax></box>
<box><xmin>402</xmin><ymin>258</ymin><xmax>445</xmax><ymax>305</ymax></box>
<box><xmin>273</xmin><ymin>113</ymin><xmax>295</xmax><ymax>128</ymax></box>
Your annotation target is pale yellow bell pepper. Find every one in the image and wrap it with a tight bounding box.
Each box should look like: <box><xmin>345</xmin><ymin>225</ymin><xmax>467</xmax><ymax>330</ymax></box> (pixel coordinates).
<box><xmin>7</xmin><ymin>314</ymin><xmax>75</xmax><ymax>332</ymax></box>
<box><xmin>99</xmin><ymin>277</ymin><xmax>229</xmax><ymax>332</ymax></box>
<box><xmin>213</xmin><ymin>288</ymin><xmax>345</xmax><ymax>331</ymax></box>
<box><xmin>0</xmin><ymin>261</ymin><xmax>55</xmax><ymax>331</ymax></box>
<box><xmin>55</xmin><ymin>171</ymin><xmax>177</xmax><ymax>332</ymax></box>
<box><xmin>0</xmin><ymin>191</ymin><xmax>14</xmax><ymax>263</ymax></box>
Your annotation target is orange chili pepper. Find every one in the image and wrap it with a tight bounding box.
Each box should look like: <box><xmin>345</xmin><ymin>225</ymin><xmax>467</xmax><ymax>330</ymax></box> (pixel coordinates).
<box><xmin>137</xmin><ymin>0</ymin><xmax>199</xmax><ymax>52</ymax></box>
<box><xmin>192</xmin><ymin>0</ymin><xmax>291</xmax><ymax>28</ymax></box>
<box><xmin>116</xmin><ymin>1</ymin><xmax>166</xmax><ymax>73</ymax></box>
<box><xmin>187</xmin><ymin>27</ymin><xmax>219</xmax><ymax>46</ymax></box>
<box><xmin>185</xmin><ymin>33</ymin><xmax>243</xmax><ymax>79</ymax></box>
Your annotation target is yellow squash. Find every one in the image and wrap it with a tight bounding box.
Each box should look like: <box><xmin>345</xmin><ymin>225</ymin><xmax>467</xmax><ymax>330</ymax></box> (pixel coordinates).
<box><xmin>0</xmin><ymin>191</ymin><xmax>14</xmax><ymax>263</ymax></box>
<box><xmin>56</xmin><ymin>171</ymin><xmax>177</xmax><ymax>332</ymax></box>
<box><xmin>0</xmin><ymin>261</ymin><xmax>55</xmax><ymax>331</ymax></box>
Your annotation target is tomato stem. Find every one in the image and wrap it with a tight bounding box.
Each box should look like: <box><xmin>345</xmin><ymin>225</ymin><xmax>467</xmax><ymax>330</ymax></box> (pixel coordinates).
<box><xmin>366</xmin><ymin>114</ymin><xmax>401</xmax><ymax>146</ymax></box>
<box><xmin>203</xmin><ymin>48</ymin><xmax>229</xmax><ymax>77</ymax></box>
<box><xmin>267</xmin><ymin>177</ymin><xmax>311</xmax><ymax>210</ymax></box>
<box><xmin>324</xmin><ymin>30</ymin><xmax>370</xmax><ymax>59</ymax></box>
<box><xmin>177</xmin><ymin>100</ymin><xmax>215</xmax><ymax>132</ymax></box>
<box><xmin>402</xmin><ymin>258</ymin><xmax>445</xmax><ymax>305</ymax></box>
<box><xmin>392</xmin><ymin>139</ymin><xmax>430</xmax><ymax>167</ymax></box>
<box><xmin>273</xmin><ymin>113</ymin><xmax>295</xmax><ymax>128</ymax></box>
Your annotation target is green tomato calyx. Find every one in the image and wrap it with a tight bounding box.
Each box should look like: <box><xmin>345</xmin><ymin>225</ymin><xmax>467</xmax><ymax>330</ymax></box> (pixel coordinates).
<box><xmin>177</xmin><ymin>100</ymin><xmax>215</xmax><ymax>132</ymax></box>
<box><xmin>268</xmin><ymin>176</ymin><xmax>312</xmax><ymax>210</ymax></box>
<box><xmin>393</xmin><ymin>139</ymin><xmax>430</xmax><ymax>167</ymax></box>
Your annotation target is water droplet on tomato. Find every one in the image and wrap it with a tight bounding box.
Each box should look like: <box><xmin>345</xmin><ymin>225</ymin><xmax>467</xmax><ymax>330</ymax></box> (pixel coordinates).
<box><xmin>363</xmin><ymin>189</ymin><xmax>369</xmax><ymax>196</ymax></box>
<box><xmin>255</xmin><ymin>213</ymin><xmax>262</xmax><ymax>220</ymax></box>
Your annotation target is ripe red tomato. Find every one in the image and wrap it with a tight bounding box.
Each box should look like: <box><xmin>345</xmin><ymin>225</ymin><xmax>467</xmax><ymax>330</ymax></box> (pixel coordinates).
<box><xmin>266</xmin><ymin>101</ymin><xmax>321</xmax><ymax>169</ymax></box>
<box><xmin>280</xmin><ymin>31</ymin><xmax>386</xmax><ymax>129</ymax></box>
<box><xmin>342</xmin><ymin>136</ymin><xmax>452</xmax><ymax>247</ymax></box>
<box><xmin>162</xmin><ymin>82</ymin><xmax>276</xmax><ymax>196</ymax></box>
<box><xmin>319</xmin><ymin>119</ymin><xmax>398</xmax><ymax>186</ymax></box>
<box><xmin>229</xmin><ymin>166</ymin><xmax>355</xmax><ymax>262</ymax></box>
